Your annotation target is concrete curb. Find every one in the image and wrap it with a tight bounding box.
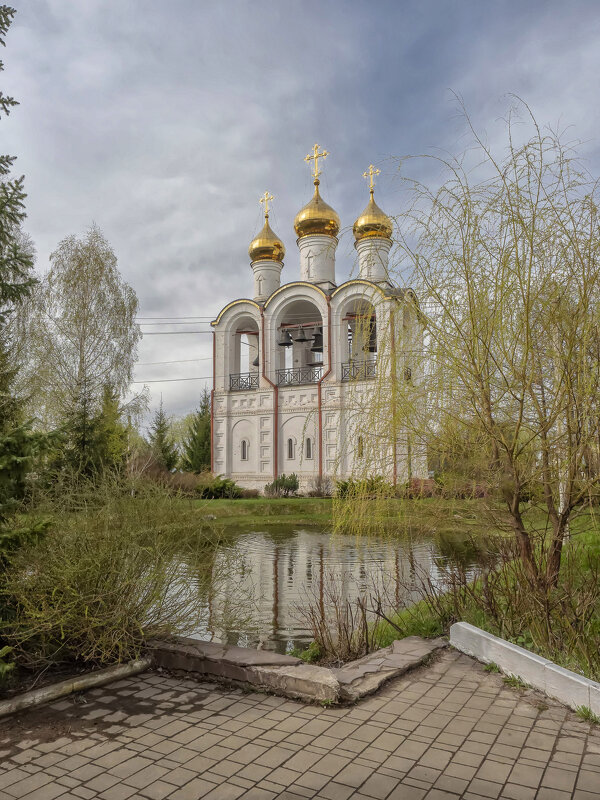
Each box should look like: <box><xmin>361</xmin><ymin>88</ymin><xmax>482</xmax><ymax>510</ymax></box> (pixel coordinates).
<box><xmin>450</xmin><ymin>622</ymin><xmax>600</xmax><ymax>715</ymax></box>
<box><xmin>0</xmin><ymin>659</ymin><xmax>151</xmax><ymax>719</ymax></box>
<box><xmin>148</xmin><ymin>636</ymin><xmax>446</xmax><ymax>704</ymax></box>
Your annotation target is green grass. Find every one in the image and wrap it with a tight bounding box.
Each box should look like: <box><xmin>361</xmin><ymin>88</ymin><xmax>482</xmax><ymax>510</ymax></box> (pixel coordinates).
<box><xmin>198</xmin><ymin>496</ymin><xmax>510</xmax><ymax>535</ymax></box>
<box><xmin>503</xmin><ymin>674</ymin><xmax>530</xmax><ymax>690</ymax></box>
<box><xmin>195</xmin><ymin>497</ymin><xmax>334</xmax><ymax>528</ymax></box>
<box><xmin>576</xmin><ymin>706</ymin><xmax>600</xmax><ymax>725</ymax></box>
<box><xmin>484</xmin><ymin>662</ymin><xmax>501</xmax><ymax>673</ymax></box>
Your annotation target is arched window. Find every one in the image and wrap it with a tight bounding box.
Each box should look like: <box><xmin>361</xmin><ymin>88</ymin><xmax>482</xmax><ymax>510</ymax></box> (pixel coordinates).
<box><xmin>241</xmin><ymin>439</ymin><xmax>249</xmax><ymax>461</ymax></box>
<box><xmin>287</xmin><ymin>438</ymin><xmax>294</xmax><ymax>460</ymax></box>
<box><xmin>306</xmin><ymin>437</ymin><xmax>313</xmax><ymax>460</ymax></box>
<box><xmin>357</xmin><ymin>435</ymin><xmax>364</xmax><ymax>459</ymax></box>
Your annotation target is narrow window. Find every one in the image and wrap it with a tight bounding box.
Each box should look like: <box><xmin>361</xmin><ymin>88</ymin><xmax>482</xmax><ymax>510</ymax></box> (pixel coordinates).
<box><xmin>358</xmin><ymin>435</ymin><xmax>364</xmax><ymax>459</ymax></box>
<box><xmin>287</xmin><ymin>438</ymin><xmax>294</xmax><ymax>460</ymax></box>
<box><xmin>306</xmin><ymin>437</ymin><xmax>312</xmax><ymax>460</ymax></box>
<box><xmin>241</xmin><ymin>439</ymin><xmax>248</xmax><ymax>461</ymax></box>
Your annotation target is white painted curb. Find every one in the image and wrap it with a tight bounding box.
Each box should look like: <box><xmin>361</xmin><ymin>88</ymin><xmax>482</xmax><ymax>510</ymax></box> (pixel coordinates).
<box><xmin>450</xmin><ymin>622</ymin><xmax>600</xmax><ymax>715</ymax></box>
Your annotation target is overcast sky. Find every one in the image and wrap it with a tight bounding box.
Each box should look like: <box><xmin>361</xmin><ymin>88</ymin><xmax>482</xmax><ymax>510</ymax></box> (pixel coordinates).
<box><xmin>5</xmin><ymin>0</ymin><xmax>600</xmax><ymax>422</ymax></box>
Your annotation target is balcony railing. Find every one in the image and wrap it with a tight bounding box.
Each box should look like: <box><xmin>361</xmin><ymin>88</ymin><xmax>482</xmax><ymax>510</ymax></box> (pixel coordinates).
<box><xmin>229</xmin><ymin>371</ymin><xmax>259</xmax><ymax>391</ymax></box>
<box><xmin>341</xmin><ymin>359</ymin><xmax>377</xmax><ymax>381</ymax></box>
<box><xmin>276</xmin><ymin>365</ymin><xmax>323</xmax><ymax>386</ymax></box>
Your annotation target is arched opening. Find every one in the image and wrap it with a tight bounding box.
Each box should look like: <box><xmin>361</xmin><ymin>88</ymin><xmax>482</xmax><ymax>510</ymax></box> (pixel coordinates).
<box><xmin>306</xmin><ymin>437</ymin><xmax>313</xmax><ymax>460</ymax></box>
<box><xmin>274</xmin><ymin>297</ymin><xmax>324</xmax><ymax>386</ymax></box>
<box><xmin>287</xmin><ymin>438</ymin><xmax>295</xmax><ymax>461</ymax></box>
<box><xmin>241</xmin><ymin>439</ymin><xmax>249</xmax><ymax>461</ymax></box>
<box><xmin>229</xmin><ymin>313</ymin><xmax>260</xmax><ymax>391</ymax></box>
<box><xmin>340</xmin><ymin>298</ymin><xmax>377</xmax><ymax>381</ymax></box>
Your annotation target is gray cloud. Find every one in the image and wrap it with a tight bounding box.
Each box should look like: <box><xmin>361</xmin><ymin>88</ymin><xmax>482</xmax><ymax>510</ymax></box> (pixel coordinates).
<box><xmin>5</xmin><ymin>0</ymin><xmax>600</xmax><ymax>419</ymax></box>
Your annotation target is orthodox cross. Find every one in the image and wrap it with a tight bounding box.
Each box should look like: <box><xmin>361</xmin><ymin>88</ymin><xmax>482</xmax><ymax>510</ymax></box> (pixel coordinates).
<box><xmin>363</xmin><ymin>164</ymin><xmax>380</xmax><ymax>193</ymax></box>
<box><xmin>260</xmin><ymin>190</ymin><xmax>274</xmax><ymax>216</ymax></box>
<box><xmin>305</xmin><ymin>143</ymin><xmax>329</xmax><ymax>180</ymax></box>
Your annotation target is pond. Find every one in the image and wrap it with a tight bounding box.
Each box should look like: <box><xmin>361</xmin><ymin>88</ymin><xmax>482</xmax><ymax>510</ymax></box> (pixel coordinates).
<box><xmin>190</xmin><ymin>525</ymin><xmax>488</xmax><ymax>654</ymax></box>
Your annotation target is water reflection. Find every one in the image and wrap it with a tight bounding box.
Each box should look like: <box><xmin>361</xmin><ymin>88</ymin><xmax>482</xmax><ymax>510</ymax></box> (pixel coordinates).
<box><xmin>189</xmin><ymin>526</ymin><xmax>488</xmax><ymax>654</ymax></box>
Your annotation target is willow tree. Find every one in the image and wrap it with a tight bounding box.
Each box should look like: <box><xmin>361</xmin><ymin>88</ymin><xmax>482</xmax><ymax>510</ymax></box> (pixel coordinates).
<box><xmin>26</xmin><ymin>226</ymin><xmax>142</xmax><ymax>468</ymax></box>
<box><xmin>392</xmin><ymin>101</ymin><xmax>600</xmax><ymax>587</ymax></box>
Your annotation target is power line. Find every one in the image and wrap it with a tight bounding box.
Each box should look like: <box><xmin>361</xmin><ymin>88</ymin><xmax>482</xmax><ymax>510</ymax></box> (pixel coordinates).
<box><xmin>141</xmin><ymin>331</ymin><xmax>213</xmax><ymax>335</ymax></box>
<box><xmin>132</xmin><ymin>376</ymin><xmax>212</xmax><ymax>384</ymax></box>
<box><xmin>137</xmin><ymin>358</ymin><xmax>211</xmax><ymax>366</ymax></box>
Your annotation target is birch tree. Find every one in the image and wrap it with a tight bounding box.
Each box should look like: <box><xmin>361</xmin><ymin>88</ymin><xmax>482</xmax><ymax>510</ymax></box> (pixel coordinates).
<box><xmin>27</xmin><ymin>226</ymin><xmax>142</xmax><ymax>442</ymax></box>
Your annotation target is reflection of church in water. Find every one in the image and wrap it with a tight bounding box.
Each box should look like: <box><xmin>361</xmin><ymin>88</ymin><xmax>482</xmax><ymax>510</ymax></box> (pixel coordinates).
<box><xmin>211</xmin><ymin>145</ymin><xmax>427</xmax><ymax>490</ymax></box>
<box><xmin>204</xmin><ymin>531</ymin><xmax>441</xmax><ymax>651</ymax></box>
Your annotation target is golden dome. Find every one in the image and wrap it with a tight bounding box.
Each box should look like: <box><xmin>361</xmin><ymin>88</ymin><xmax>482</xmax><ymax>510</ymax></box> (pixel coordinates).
<box><xmin>353</xmin><ymin>189</ymin><xmax>393</xmax><ymax>242</ymax></box>
<box><xmin>294</xmin><ymin>179</ymin><xmax>340</xmax><ymax>238</ymax></box>
<box><xmin>248</xmin><ymin>214</ymin><xmax>285</xmax><ymax>263</ymax></box>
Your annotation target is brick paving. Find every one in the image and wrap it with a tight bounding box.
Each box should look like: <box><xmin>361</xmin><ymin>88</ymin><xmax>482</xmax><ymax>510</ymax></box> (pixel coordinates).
<box><xmin>1</xmin><ymin>649</ymin><xmax>599</xmax><ymax>799</ymax></box>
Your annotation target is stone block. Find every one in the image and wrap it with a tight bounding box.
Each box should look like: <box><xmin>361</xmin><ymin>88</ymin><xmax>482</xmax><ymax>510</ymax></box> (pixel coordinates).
<box><xmin>253</xmin><ymin>664</ymin><xmax>339</xmax><ymax>703</ymax></box>
<box><xmin>543</xmin><ymin>664</ymin><xmax>590</xmax><ymax>710</ymax></box>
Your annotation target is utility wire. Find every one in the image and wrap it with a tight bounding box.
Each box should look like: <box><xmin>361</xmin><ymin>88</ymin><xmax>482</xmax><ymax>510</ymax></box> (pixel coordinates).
<box><xmin>136</xmin><ymin>357</ymin><xmax>212</xmax><ymax>366</ymax></box>
<box><xmin>132</xmin><ymin>376</ymin><xmax>211</xmax><ymax>384</ymax></box>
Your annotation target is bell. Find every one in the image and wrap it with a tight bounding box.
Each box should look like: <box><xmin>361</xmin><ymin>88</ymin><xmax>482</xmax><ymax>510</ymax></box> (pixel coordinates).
<box><xmin>310</xmin><ymin>328</ymin><xmax>323</xmax><ymax>353</ymax></box>
<box><xmin>277</xmin><ymin>329</ymin><xmax>293</xmax><ymax>347</ymax></box>
<box><xmin>252</xmin><ymin>355</ymin><xmax>259</xmax><ymax>367</ymax></box>
<box><xmin>294</xmin><ymin>326</ymin><xmax>311</xmax><ymax>343</ymax></box>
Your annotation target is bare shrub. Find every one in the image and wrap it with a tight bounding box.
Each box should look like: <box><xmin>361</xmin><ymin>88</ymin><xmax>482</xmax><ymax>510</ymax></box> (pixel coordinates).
<box><xmin>0</xmin><ymin>486</ymin><xmax>227</xmax><ymax>669</ymax></box>
<box><xmin>306</xmin><ymin>475</ymin><xmax>333</xmax><ymax>498</ymax></box>
<box><xmin>296</xmin><ymin>571</ymin><xmax>386</xmax><ymax>665</ymax></box>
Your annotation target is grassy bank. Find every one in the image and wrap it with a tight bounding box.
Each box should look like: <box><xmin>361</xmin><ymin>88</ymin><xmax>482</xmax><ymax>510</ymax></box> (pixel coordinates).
<box><xmin>373</xmin><ymin>521</ymin><xmax>600</xmax><ymax>680</ymax></box>
<box><xmin>196</xmin><ymin>497</ymin><xmax>334</xmax><ymax>528</ymax></box>
<box><xmin>198</xmin><ymin>496</ymin><xmax>507</xmax><ymax>534</ymax></box>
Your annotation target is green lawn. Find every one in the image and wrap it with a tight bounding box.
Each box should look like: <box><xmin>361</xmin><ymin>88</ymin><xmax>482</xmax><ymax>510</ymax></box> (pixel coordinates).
<box><xmin>194</xmin><ymin>496</ymin><xmax>508</xmax><ymax>535</ymax></box>
<box><xmin>195</xmin><ymin>497</ymin><xmax>334</xmax><ymax>528</ymax></box>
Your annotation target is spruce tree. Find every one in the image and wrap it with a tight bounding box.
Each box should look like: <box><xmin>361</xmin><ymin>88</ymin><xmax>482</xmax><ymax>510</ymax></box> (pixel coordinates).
<box><xmin>95</xmin><ymin>384</ymin><xmax>127</xmax><ymax>472</ymax></box>
<box><xmin>0</xmin><ymin>6</ymin><xmax>39</xmax><ymax>524</ymax></box>
<box><xmin>149</xmin><ymin>399</ymin><xmax>178</xmax><ymax>471</ymax></box>
<box><xmin>181</xmin><ymin>388</ymin><xmax>211</xmax><ymax>473</ymax></box>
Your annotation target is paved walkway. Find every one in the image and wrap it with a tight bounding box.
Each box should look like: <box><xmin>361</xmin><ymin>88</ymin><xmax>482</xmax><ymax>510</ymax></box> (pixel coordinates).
<box><xmin>1</xmin><ymin>650</ymin><xmax>599</xmax><ymax>799</ymax></box>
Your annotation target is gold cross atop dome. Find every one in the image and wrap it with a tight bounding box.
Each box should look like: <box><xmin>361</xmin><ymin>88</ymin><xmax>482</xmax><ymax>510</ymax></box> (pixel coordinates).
<box><xmin>305</xmin><ymin>143</ymin><xmax>329</xmax><ymax>181</ymax></box>
<box><xmin>363</xmin><ymin>164</ymin><xmax>380</xmax><ymax>194</ymax></box>
<box><xmin>259</xmin><ymin>190</ymin><xmax>274</xmax><ymax>217</ymax></box>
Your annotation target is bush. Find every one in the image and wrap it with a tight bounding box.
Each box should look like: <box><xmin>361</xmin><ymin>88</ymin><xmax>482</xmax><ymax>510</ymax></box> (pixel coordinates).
<box><xmin>196</xmin><ymin>473</ymin><xmax>242</xmax><ymax>499</ymax></box>
<box><xmin>240</xmin><ymin>488</ymin><xmax>260</xmax><ymax>499</ymax></box>
<box><xmin>335</xmin><ymin>475</ymin><xmax>394</xmax><ymax>499</ymax></box>
<box><xmin>306</xmin><ymin>475</ymin><xmax>333</xmax><ymax>498</ymax></box>
<box><xmin>264</xmin><ymin>473</ymin><xmax>299</xmax><ymax>498</ymax></box>
<box><xmin>0</xmin><ymin>488</ymin><xmax>223</xmax><ymax>670</ymax></box>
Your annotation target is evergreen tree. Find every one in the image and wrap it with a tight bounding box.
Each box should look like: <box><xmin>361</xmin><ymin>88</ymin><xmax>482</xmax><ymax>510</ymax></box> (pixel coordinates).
<box><xmin>149</xmin><ymin>399</ymin><xmax>178</xmax><ymax>471</ymax></box>
<box><xmin>0</xmin><ymin>6</ymin><xmax>39</xmax><ymax>523</ymax></box>
<box><xmin>0</xmin><ymin>6</ymin><xmax>35</xmax><ymax>322</ymax></box>
<box><xmin>95</xmin><ymin>384</ymin><xmax>128</xmax><ymax>472</ymax></box>
<box><xmin>181</xmin><ymin>388</ymin><xmax>211</xmax><ymax>473</ymax></box>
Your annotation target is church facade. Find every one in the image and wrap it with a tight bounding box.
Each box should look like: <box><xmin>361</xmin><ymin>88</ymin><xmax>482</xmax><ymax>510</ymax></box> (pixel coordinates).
<box><xmin>211</xmin><ymin>146</ymin><xmax>426</xmax><ymax>492</ymax></box>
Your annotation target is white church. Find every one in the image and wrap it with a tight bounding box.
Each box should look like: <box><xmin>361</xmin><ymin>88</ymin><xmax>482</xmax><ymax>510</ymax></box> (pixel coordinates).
<box><xmin>210</xmin><ymin>145</ymin><xmax>426</xmax><ymax>492</ymax></box>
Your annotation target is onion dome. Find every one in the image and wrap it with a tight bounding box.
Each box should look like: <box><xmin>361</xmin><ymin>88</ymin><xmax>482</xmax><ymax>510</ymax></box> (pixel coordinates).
<box><xmin>294</xmin><ymin>179</ymin><xmax>340</xmax><ymax>238</ymax></box>
<box><xmin>248</xmin><ymin>213</ymin><xmax>285</xmax><ymax>263</ymax></box>
<box><xmin>353</xmin><ymin>188</ymin><xmax>393</xmax><ymax>242</ymax></box>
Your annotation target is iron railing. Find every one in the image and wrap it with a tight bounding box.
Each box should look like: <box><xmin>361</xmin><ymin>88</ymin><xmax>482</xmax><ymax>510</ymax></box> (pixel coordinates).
<box><xmin>229</xmin><ymin>372</ymin><xmax>259</xmax><ymax>391</ymax></box>
<box><xmin>341</xmin><ymin>359</ymin><xmax>377</xmax><ymax>381</ymax></box>
<box><xmin>276</xmin><ymin>365</ymin><xmax>323</xmax><ymax>386</ymax></box>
